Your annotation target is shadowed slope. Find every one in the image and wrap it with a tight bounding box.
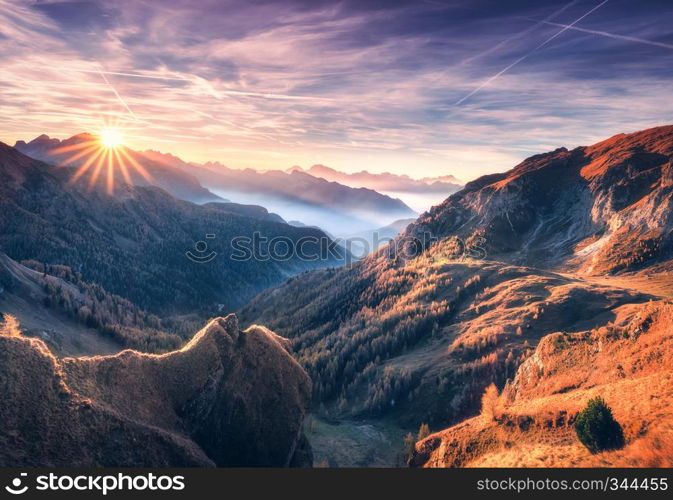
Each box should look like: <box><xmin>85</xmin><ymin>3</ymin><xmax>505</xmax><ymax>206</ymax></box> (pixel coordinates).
<box><xmin>0</xmin><ymin>315</ymin><xmax>312</xmax><ymax>467</ymax></box>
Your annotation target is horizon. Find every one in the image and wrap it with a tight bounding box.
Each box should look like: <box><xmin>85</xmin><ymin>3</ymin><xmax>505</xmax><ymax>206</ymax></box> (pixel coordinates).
<box><xmin>7</xmin><ymin>122</ymin><xmax>673</xmax><ymax>182</ymax></box>
<box><xmin>1</xmin><ymin>0</ymin><xmax>672</xmax><ymax>180</ymax></box>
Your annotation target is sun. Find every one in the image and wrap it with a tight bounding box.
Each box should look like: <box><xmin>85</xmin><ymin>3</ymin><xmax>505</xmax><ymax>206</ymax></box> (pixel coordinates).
<box><xmin>100</xmin><ymin>129</ymin><xmax>124</xmax><ymax>149</ymax></box>
<box><xmin>48</xmin><ymin>126</ymin><xmax>152</xmax><ymax>195</ymax></box>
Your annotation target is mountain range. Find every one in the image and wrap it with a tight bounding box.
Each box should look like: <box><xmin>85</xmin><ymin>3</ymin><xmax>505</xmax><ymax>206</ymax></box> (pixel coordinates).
<box><xmin>172</xmin><ymin>158</ymin><xmax>417</xmax><ymax>235</ymax></box>
<box><xmin>15</xmin><ymin>134</ymin><xmax>223</xmax><ymax>204</ymax></box>
<box><xmin>4</xmin><ymin>124</ymin><xmax>673</xmax><ymax>468</ymax></box>
<box><xmin>15</xmin><ymin>134</ymin><xmax>420</xmax><ymax>237</ymax></box>
<box><xmin>291</xmin><ymin>164</ymin><xmax>463</xmax><ymax>213</ymax></box>
<box><xmin>293</xmin><ymin>164</ymin><xmax>462</xmax><ymax>194</ymax></box>
<box><xmin>240</xmin><ymin>125</ymin><xmax>673</xmax><ymax>466</ymax></box>
<box><xmin>0</xmin><ymin>141</ymin><xmax>346</xmax><ymax>320</ymax></box>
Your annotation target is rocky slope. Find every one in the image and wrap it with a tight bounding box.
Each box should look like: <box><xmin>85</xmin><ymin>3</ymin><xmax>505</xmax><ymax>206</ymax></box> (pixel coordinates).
<box><xmin>0</xmin><ymin>315</ymin><xmax>312</xmax><ymax>467</ymax></box>
<box><xmin>407</xmin><ymin>125</ymin><xmax>673</xmax><ymax>275</ymax></box>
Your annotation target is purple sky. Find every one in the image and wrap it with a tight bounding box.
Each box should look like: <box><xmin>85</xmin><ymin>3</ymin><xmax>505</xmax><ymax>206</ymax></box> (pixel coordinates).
<box><xmin>1</xmin><ymin>0</ymin><xmax>672</xmax><ymax>179</ymax></box>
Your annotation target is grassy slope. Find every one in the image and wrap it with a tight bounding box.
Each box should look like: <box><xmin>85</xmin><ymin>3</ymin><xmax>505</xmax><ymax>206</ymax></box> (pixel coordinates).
<box><xmin>241</xmin><ymin>239</ymin><xmax>649</xmax><ymax>426</ymax></box>
<box><xmin>0</xmin><ymin>316</ymin><xmax>312</xmax><ymax>467</ymax></box>
<box><xmin>305</xmin><ymin>415</ymin><xmax>408</xmax><ymax>467</ymax></box>
<box><xmin>412</xmin><ymin>300</ymin><xmax>673</xmax><ymax>467</ymax></box>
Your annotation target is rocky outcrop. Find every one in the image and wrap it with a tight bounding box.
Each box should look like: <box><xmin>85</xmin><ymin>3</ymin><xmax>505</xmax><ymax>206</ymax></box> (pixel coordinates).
<box><xmin>0</xmin><ymin>314</ymin><xmax>312</xmax><ymax>467</ymax></box>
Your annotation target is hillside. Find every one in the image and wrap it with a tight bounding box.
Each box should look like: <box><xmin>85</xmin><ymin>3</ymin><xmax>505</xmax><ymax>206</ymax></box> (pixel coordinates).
<box><xmin>0</xmin><ymin>315</ymin><xmax>312</xmax><ymax>467</ymax></box>
<box><xmin>407</xmin><ymin>125</ymin><xmax>673</xmax><ymax>275</ymax></box>
<box><xmin>240</xmin><ymin>125</ymin><xmax>673</xmax><ymax>466</ymax></box>
<box><xmin>240</xmin><ymin>239</ymin><xmax>649</xmax><ymax>428</ymax></box>
<box><xmin>411</xmin><ymin>300</ymin><xmax>673</xmax><ymax>467</ymax></box>
<box><xmin>0</xmin><ymin>142</ymin><xmax>346</xmax><ymax>316</ymax></box>
<box><xmin>15</xmin><ymin>134</ymin><xmax>222</xmax><ymax>204</ymax></box>
<box><xmin>0</xmin><ymin>252</ymin><xmax>191</xmax><ymax>356</ymax></box>
<box><xmin>0</xmin><ymin>253</ymin><xmax>123</xmax><ymax>356</ymax></box>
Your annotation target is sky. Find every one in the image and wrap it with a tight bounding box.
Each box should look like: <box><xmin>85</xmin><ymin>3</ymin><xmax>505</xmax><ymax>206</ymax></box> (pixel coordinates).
<box><xmin>0</xmin><ymin>0</ymin><xmax>672</xmax><ymax>180</ymax></box>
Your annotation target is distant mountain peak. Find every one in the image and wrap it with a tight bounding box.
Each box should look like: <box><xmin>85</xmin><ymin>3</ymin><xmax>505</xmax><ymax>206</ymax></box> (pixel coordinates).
<box><xmin>300</xmin><ymin>163</ymin><xmax>463</xmax><ymax>198</ymax></box>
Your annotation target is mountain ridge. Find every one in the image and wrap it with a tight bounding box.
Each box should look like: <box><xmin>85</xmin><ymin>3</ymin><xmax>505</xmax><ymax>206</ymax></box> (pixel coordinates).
<box><xmin>0</xmin><ymin>314</ymin><xmax>312</xmax><ymax>467</ymax></box>
<box><xmin>168</xmin><ymin>157</ymin><xmax>417</xmax><ymax>235</ymax></box>
<box><xmin>405</xmin><ymin>124</ymin><xmax>673</xmax><ymax>275</ymax></box>
<box><xmin>295</xmin><ymin>164</ymin><xmax>463</xmax><ymax>194</ymax></box>
<box><xmin>15</xmin><ymin>133</ymin><xmax>223</xmax><ymax>204</ymax></box>
<box><xmin>0</xmin><ymin>141</ymin><xmax>346</xmax><ymax>316</ymax></box>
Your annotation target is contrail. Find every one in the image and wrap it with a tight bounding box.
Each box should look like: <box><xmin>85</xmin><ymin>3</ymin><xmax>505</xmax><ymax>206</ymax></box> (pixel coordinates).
<box><xmin>461</xmin><ymin>0</ymin><xmax>579</xmax><ymax>66</ymax></box>
<box><xmin>97</xmin><ymin>69</ymin><xmax>138</xmax><ymax>121</ymax></box>
<box><xmin>77</xmin><ymin>68</ymin><xmax>189</xmax><ymax>82</ymax></box>
<box><xmin>527</xmin><ymin>19</ymin><xmax>673</xmax><ymax>51</ymax></box>
<box><xmin>75</xmin><ymin>68</ymin><xmax>330</xmax><ymax>101</ymax></box>
<box><xmin>454</xmin><ymin>0</ymin><xmax>610</xmax><ymax>106</ymax></box>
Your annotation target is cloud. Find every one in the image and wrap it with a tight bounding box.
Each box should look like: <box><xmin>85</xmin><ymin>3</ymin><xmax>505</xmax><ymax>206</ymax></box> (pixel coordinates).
<box><xmin>0</xmin><ymin>0</ymin><xmax>672</xmax><ymax>181</ymax></box>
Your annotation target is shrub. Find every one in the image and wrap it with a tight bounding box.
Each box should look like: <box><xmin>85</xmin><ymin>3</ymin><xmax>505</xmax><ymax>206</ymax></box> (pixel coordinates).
<box><xmin>574</xmin><ymin>397</ymin><xmax>624</xmax><ymax>453</ymax></box>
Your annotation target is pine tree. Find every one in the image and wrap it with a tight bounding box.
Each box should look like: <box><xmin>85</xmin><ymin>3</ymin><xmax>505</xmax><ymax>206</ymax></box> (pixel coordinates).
<box><xmin>417</xmin><ymin>423</ymin><xmax>430</xmax><ymax>442</ymax></box>
<box><xmin>575</xmin><ymin>397</ymin><xmax>624</xmax><ymax>453</ymax></box>
<box><xmin>0</xmin><ymin>314</ymin><xmax>21</xmax><ymax>337</ymax></box>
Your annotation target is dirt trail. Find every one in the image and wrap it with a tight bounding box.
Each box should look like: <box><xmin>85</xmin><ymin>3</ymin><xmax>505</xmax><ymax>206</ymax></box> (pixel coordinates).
<box><xmin>558</xmin><ymin>270</ymin><xmax>673</xmax><ymax>299</ymax></box>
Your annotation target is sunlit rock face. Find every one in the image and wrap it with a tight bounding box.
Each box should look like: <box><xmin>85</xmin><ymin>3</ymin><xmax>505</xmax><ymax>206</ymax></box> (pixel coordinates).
<box><xmin>406</xmin><ymin>125</ymin><xmax>673</xmax><ymax>275</ymax></box>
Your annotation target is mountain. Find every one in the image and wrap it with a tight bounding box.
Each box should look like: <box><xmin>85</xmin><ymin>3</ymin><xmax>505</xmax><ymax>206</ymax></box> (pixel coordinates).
<box><xmin>407</xmin><ymin>125</ymin><xmax>673</xmax><ymax>275</ymax></box>
<box><xmin>411</xmin><ymin>300</ymin><xmax>673</xmax><ymax>467</ymax></box>
<box><xmin>0</xmin><ymin>142</ymin><xmax>347</xmax><ymax>317</ymax></box>
<box><xmin>172</xmin><ymin>159</ymin><xmax>417</xmax><ymax>235</ymax></box>
<box><xmin>240</xmin><ymin>252</ymin><xmax>647</xmax><ymax>427</ymax></box>
<box><xmin>298</xmin><ymin>164</ymin><xmax>463</xmax><ymax>194</ymax></box>
<box><xmin>343</xmin><ymin>218</ymin><xmax>415</xmax><ymax>257</ymax></box>
<box><xmin>291</xmin><ymin>165</ymin><xmax>464</xmax><ymax>213</ymax></box>
<box><xmin>15</xmin><ymin>134</ymin><xmax>222</xmax><ymax>204</ymax></box>
<box><xmin>239</xmin><ymin>125</ymin><xmax>673</xmax><ymax>466</ymax></box>
<box><xmin>0</xmin><ymin>314</ymin><xmax>312</xmax><ymax>467</ymax></box>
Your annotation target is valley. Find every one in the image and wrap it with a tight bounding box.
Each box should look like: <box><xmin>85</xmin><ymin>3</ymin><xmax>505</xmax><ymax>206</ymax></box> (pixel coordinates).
<box><xmin>2</xmin><ymin>0</ymin><xmax>673</xmax><ymax>476</ymax></box>
<box><xmin>240</xmin><ymin>125</ymin><xmax>673</xmax><ymax>466</ymax></box>
<box><xmin>3</xmin><ymin>124</ymin><xmax>673</xmax><ymax>468</ymax></box>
